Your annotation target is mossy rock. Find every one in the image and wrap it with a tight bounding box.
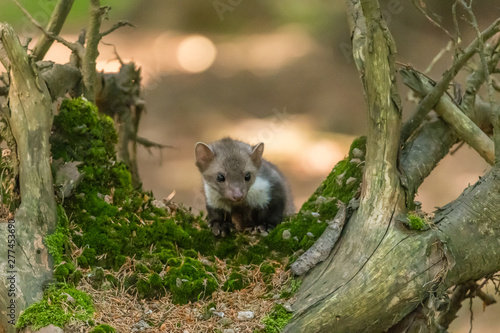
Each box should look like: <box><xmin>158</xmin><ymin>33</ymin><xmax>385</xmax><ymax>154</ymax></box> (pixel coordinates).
<box><xmin>16</xmin><ymin>284</ymin><xmax>94</xmax><ymax>331</ymax></box>
<box><xmin>164</xmin><ymin>257</ymin><xmax>218</xmax><ymax>304</ymax></box>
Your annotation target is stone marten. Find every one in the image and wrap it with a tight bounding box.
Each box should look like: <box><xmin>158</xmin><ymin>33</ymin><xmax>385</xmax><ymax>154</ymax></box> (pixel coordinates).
<box><xmin>195</xmin><ymin>137</ymin><xmax>294</xmax><ymax>236</ymax></box>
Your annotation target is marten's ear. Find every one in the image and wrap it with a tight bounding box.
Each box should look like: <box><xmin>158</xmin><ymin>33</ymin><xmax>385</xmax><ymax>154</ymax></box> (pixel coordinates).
<box><xmin>195</xmin><ymin>142</ymin><xmax>215</xmax><ymax>171</ymax></box>
<box><xmin>251</xmin><ymin>142</ymin><xmax>264</xmax><ymax>166</ymax></box>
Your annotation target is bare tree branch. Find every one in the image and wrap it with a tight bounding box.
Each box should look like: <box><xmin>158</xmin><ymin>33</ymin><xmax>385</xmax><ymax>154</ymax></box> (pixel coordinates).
<box><xmin>437</xmin><ymin>283</ymin><xmax>471</xmax><ymax>329</ymax></box>
<box><xmin>400</xmin><ymin>17</ymin><xmax>500</xmax><ymax>142</ymax></box>
<box><xmin>401</xmin><ymin>67</ymin><xmax>495</xmax><ymax>164</ymax></box>
<box><xmin>462</xmin><ymin>40</ymin><xmax>500</xmax><ymax>111</ymax></box>
<box><xmin>100</xmin><ymin>20</ymin><xmax>134</xmax><ymax>37</ymax></box>
<box><xmin>12</xmin><ymin>0</ymin><xmax>83</xmax><ymax>57</ymax></box>
<box><xmin>32</xmin><ymin>0</ymin><xmax>75</xmax><ymax>61</ymax></box>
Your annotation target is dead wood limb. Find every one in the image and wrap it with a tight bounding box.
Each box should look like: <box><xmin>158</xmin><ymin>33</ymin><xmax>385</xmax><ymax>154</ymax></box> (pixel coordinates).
<box><xmin>352</xmin><ymin>0</ymin><xmax>403</xmax><ymax>218</ymax></box>
<box><xmin>400</xmin><ymin>17</ymin><xmax>500</xmax><ymax>142</ymax></box>
<box><xmin>291</xmin><ymin>202</ymin><xmax>346</xmax><ymax>276</ymax></box>
<box><xmin>32</xmin><ymin>0</ymin><xmax>75</xmax><ymax>61</ymax></box>
<box><xmin>286</xmin><ymin>0</ymin><xmax>405</xmax><ymax>330</ymax></box>
<box><xmin>0</xmin><ymin>43</ymin><xmax>9</xmax><ymax>69</ymax></box>
<box><xmin>400</xmin><ymin>67</ymin><xmax>495</xmax><ymax>165</ymax></box>
<box><xmin>82</xmin><ymin>0</ymin><xmax>111</xmax><ymax>101</ymax></box>
<box><xmin>100</xmin><ymin>20</ymin><xmax>134</xmax><ymax>37</ymax></box>
<box><xmin>0</xmin><ymin>23</ymin><xmax>57</xmax><ymax>333</ymax></box>
<box><xmin>38</xmin><ymin>61</ymin><xmax>81</xmax><ymax>100</ymax></box>
<box><xmin>437</xmin><ymin>283</ymin><xmax>471</xmax><ymax>329</ymax></box>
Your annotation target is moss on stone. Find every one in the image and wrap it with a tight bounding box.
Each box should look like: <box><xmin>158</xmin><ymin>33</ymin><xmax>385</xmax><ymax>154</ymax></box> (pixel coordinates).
<box><xmin>164</xmin><ymin>257</ymin><xmax>218</xmax><ymax>304</ymax></box>
<box><xmin>16</xmin><ymin>284</ymin><xmax>94</xmax><ymax>330</ymax></box>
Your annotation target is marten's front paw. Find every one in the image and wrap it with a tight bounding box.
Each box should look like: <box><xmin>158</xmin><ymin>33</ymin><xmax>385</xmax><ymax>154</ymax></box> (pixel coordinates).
<box><xmin>209</xmin><ymin>220</ymin><xmax>232</xmax><ymax>237</ymax></box>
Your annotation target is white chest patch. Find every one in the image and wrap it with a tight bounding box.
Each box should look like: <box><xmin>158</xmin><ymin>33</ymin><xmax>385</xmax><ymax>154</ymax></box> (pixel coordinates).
<box><xmin>204</xmin><ymin>182</ymin><xmax>231</xmax><ymax>212</ymax></box>
<box><xmin>246</xmin><ymin>176</ymin><xmax>272</xmax><ymax>209</ymax></box>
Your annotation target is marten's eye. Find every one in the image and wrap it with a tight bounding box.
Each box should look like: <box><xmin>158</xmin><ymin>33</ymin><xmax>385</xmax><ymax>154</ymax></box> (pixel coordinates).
<box><xmin>216</xmin><ymin>173</ymin><xmax>225</xmax><ymax>182</ymax></box>
<box><xmin>244</xmin><ymin>172</ymin><xmax>251</xmax><ymax>182</ymax></box>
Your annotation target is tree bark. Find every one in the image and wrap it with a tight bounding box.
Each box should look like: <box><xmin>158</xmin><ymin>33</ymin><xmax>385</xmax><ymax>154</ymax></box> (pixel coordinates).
<box><xmin>285</xmin><ymin>2</ymin><xmax>500</xmax><ymax>332</ymax></box>
<box><xmin>285</xmin><ymin>0</ymin><xmax>405</xmax><ymax>331</ymax></box>
<box><xmin>0</xmin><ymin>24</ymin><xmax>57</xmax><ymax>333</ymax></box>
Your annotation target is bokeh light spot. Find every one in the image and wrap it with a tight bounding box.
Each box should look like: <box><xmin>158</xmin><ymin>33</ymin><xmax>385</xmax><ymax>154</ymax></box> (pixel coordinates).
<box><xmin>176</xmin><ymin>35</ymin><xmax>217</xmax><ymax>73</ymax></box>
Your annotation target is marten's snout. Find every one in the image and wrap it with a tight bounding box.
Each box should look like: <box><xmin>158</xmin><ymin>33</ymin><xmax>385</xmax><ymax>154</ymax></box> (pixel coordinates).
<box><xmin>229</xmin><ymin>187</ymin><xmax>246</xmax><ymax>202</ymax></box>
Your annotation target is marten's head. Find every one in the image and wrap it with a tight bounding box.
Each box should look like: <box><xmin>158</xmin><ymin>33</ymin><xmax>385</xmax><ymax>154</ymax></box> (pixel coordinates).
<box><xmin>195</xmin><ymin>138</ymin><xmax>264</xmax><ymax>205</ymax></box>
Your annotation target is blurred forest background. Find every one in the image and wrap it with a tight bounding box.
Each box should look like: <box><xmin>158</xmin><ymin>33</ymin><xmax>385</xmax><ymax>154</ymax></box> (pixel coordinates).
<box><xmin>0</xmin><ymin>1</ymin><xmax>499</xmax><ymax>331</ymax></box>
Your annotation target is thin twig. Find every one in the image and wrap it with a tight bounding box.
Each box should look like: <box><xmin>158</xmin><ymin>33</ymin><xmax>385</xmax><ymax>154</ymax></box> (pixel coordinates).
<box><xmin>468</xmin><ymin>296</ymin><xmax>473</xmax><ymax>333</ymax></box>
<box><xmin>100</xmin><ymin>21</ymin><xmax>134</xmax><ymax>37</ymax></box>
<box><xmin>425</xmin><ymin>41</ymin><xmax>453</xmax><ymax>74</ymax></box>
<box><xmin>82</xmin><ymin>0</ymin><xmax>107</xmax><ymax>101</ymax></box>
<box><xmin>411</xmin><ymin>0</ymin><xmax>455</xmax><ymax>42</ymax></box>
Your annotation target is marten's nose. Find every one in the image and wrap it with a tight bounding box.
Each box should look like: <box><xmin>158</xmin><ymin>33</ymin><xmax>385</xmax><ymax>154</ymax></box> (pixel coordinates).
<box><xmin>231</xmin><ymin>189</ymin><xmax>245</xmax><ymax>201</ymax></box>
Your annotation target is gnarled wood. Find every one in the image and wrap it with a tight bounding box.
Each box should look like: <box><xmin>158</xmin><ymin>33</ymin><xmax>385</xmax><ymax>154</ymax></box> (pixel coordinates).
<box><xmin>286</xmin><ymin>0</ymin><xmax>404</xmax><ymax>330</ymax></box>
<box><xmin>0</xmin><ymin>24</ymin><xmax>57</xmax><ymax>333</ymax></box>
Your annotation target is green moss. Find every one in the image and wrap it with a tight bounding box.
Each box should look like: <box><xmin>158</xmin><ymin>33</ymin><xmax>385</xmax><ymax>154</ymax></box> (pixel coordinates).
<box><xmin>51</xmin><ymin>98</ymin><xmax>117</xmax><ymax>164</ymax></box>
<box><xmin>90</xmin><ymin>267</ymin><xmax>106</xmax><ymax>289</ymax></box>
<box><xmin>114</xmin><ymin>254</ymin><xmax>127</xmax><ymax>270</ymax></box>
<box><xmin>183</xmin><ymin>249</ymin><xmax>198</xmax><ymax>258</ymax></box>
<box><xmin>407</xmin><ymin>213</ymin><xmax>428</xmax><ymax>231</ymax></box>
<box><xmin>223</xmin><ymin>271</ymin><xmax>249</xmax><ymax>292</ymax></box>
<box><xmin>69</xmin><ymin>269</ymin><xmax>84</xmax><ymax>285</ymax></box>
<box><xmin>16</xmin><ymin>284</ymin><xmax>94</xmax><ymax>330</ymax></box>
<box><xmin>90</xmin><ymin>324</ymin><xmax>116</xmax><ymax>333</ymax></box>
<box><xmin>260</xmin><ymin>264</ymin><xmax>276</xmax><ymax>275</ymax></box>
<box><xmin>136</xmin><ymin>273</ymin><xmax>165</xmax><ymax>299</ymax></box>
<box><xmin>45</xmin><ymin>205</ymin><xmax>70</xmax><ymax>265</ymax></box>
<box><xmin>124</xmin><ymin>273</ymin><xmax>139</xmax><ymax>290</ymax></box>
<box><xmin>164</xmin><ymin>257</ymin><xmax>218</xmax><ymax>304</ymax></box>
<box><xmin>135</xmin><ymin>262</ymin><xmax>150</xmax><ymax>274</ymax></box>
<box><xmin>54</xmin><ymin>262</ymin><xmax>75</xmax><ymax>282</ymax></box>
<box><xmin>280</xmin><ymin>278</ymin><xmax>302</xmax><ymax>299</ymax></box>
<box><xmin>263</xmin><ymin>137</ymin><xmax>366</xmax><ymax>256</ymax></box>
<box><xmin>261</xmin><ymin>305</ymin><xmax>293</xmax><ymax>333</ymax></box>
